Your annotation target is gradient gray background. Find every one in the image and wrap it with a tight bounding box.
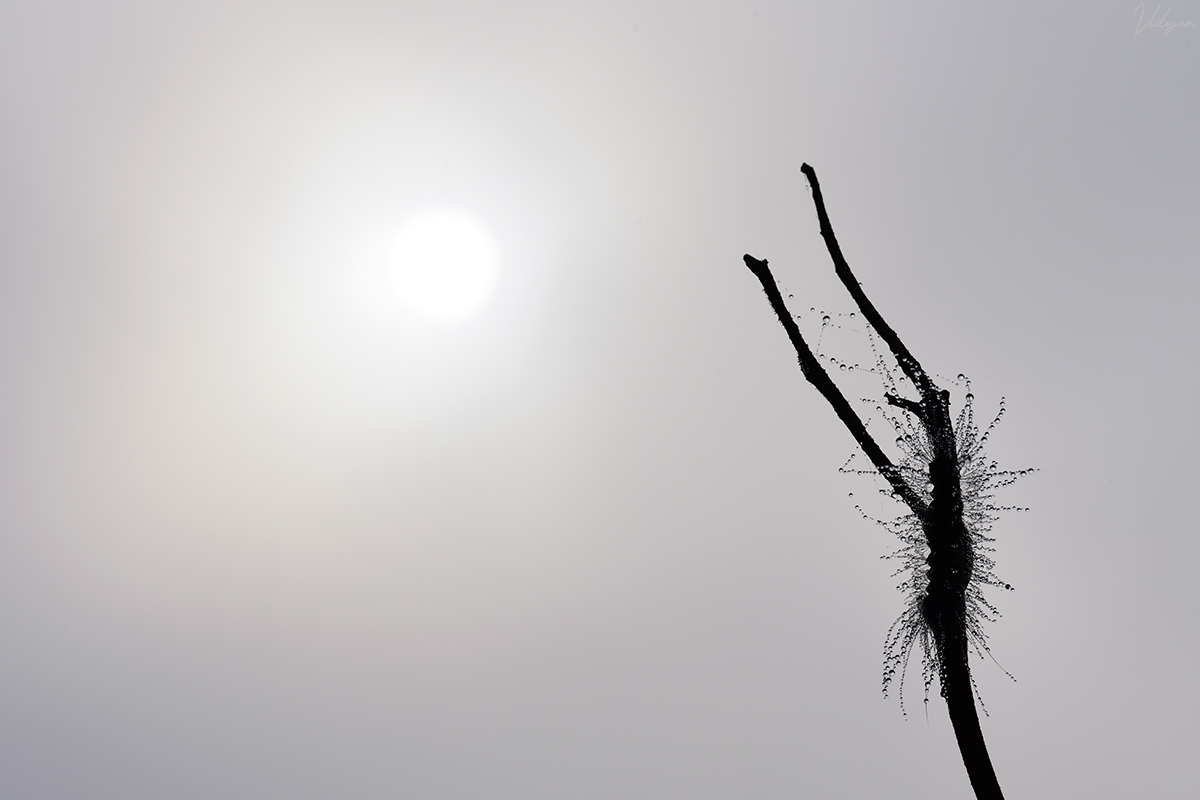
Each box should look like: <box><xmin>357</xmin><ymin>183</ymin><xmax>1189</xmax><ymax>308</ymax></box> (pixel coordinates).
<box><xmin>2</xmin><ymin>1</ymin><xmax>1197</xmax><ymax>798</ymax></box>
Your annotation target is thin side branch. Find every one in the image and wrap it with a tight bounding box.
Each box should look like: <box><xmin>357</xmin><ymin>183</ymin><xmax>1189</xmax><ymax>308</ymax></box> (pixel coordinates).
<box><xmin>884</xmin><ymin>393</ymin><xmax>923</xmax><ymax>416</ymax></box>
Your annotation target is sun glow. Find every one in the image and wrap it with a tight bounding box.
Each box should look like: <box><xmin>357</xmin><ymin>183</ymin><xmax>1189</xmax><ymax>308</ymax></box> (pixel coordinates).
<box><xmin>389</xmin><ymin>210</ymin><xmax>501</xmax><ymax>323</ymax></box>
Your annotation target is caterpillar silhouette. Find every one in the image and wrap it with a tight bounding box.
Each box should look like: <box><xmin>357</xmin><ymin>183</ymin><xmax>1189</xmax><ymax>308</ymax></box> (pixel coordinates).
<box><xmin>742</xmin><ymin>163</ymin><xmax>1026</xmax><ymax>800</ymax></box>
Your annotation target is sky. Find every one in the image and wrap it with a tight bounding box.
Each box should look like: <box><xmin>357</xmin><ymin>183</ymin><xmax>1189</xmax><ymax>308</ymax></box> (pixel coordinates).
<box><xmin>1</xmin><ymin>1</ymin><xmax>1197</xmax><ymax>798</ymax></box>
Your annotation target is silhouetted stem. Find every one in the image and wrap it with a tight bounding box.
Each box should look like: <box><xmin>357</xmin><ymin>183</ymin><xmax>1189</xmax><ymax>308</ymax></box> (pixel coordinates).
<box><xmin>742</xmin><ymin>164</ymin><xmax>1005</xmax><ymax>800</ymax></box>
<box><xmin>943</xmin><ymin>629</ymin><xmax>1004</xmax><ymax>800</ymax></box>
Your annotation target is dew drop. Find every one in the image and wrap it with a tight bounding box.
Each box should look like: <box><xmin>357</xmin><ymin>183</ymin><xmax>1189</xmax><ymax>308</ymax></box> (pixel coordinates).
<box><xmin>822</xmin><ymin>314</ymin><xmax>831</xmax><ymax>325</ymax></box>
<box><xmin>957</xmin><ymin>373</ymin><xmax>967</xmax><ymax>382</ymax></box>
<box><xmin>840</xmin><ymin>363</ymin><xmax>847</xmax><ymax>371</ymax></box>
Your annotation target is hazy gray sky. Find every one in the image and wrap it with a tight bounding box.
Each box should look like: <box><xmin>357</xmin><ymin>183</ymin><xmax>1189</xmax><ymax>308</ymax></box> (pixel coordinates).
<box><xmin>1</xmin><ymin>1</ymin><xmax>1197</xmax><ymax>797</ymax></box>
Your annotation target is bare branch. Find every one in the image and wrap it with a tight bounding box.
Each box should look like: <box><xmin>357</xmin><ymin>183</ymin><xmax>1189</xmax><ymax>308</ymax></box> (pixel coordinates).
<box><xmin>743</xmin><ymin>165</ymin><xmax>1008</xmax><ymax>800</ymax></box>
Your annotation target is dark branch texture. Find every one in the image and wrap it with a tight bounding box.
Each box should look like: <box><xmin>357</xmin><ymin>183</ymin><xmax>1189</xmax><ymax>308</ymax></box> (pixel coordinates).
<box><xmin>743</xmin><ymin>164</ymin><xmax>1008</xmax><ymax>800</ymax></box>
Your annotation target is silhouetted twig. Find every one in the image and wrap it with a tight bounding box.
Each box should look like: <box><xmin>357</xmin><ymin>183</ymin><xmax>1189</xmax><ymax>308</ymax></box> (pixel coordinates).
<box><xmin>743</xmin><ymin>163</ymin><xmax>1004</xmax><ymax>800</ymax></box>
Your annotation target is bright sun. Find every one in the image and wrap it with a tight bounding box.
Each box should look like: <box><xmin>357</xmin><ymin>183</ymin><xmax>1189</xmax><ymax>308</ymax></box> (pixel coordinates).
<box><xmin>389</xmin><ymin>210</ymin><xmax>500</xmax><ymax>323</ymax></box>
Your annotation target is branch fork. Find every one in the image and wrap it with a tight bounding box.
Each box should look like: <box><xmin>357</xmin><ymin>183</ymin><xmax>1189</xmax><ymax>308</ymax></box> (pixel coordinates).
<box><xmin>743</xmin><ymin>164</ymin><xmax>1005</xmax><ymax>800</ymax></box>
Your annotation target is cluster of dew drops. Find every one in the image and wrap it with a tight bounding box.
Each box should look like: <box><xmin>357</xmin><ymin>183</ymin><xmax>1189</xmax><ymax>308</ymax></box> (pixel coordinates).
<box><xmin>789</xmin><ymin>298</ymin><xmax>1035</xmax><ymax>714</ymax></box>
<box><xmin>784</xmin><ymin>294</ymin><xmax>870</xmax><ymax>375</ymax></box>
